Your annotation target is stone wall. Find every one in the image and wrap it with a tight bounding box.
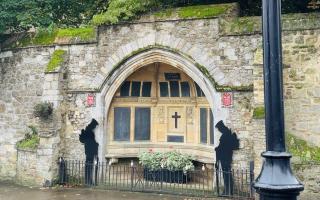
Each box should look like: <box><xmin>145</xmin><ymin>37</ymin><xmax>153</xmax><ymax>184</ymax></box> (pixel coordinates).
<box><xmin>253</xmin><ymin>29</ymin><xmax>320</xmax><ymax>146</ymax></box>
<box><xmin>0</xmin><ymin>12</ymin><xmax>319</xmax><ymax>186</ymax></box>
<box><xmin>16</xmin><ymin>149</ymin><xmax>38</xmax><ymax>185</ymax></box>
<box><xmin>0</xmin><ymin>48</ymin><xmax>50</xmax><ymax>180</ymax></box>
<box><xmin>293</xmin><ymin>163</ymin><xmax>320</xmax><ymax>200</ymax></box>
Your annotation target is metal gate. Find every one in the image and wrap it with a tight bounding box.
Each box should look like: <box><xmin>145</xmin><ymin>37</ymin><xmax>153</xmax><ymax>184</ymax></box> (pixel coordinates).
<box><xmin>58</xmin><ymin>158</ymin><xmax>255</xmax><ymax>199</ymax></box>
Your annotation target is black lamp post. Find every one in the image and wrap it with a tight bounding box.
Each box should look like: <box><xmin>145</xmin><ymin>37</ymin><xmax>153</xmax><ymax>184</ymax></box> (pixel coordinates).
<box><xmin>253</xmin><ymin>0</ymin><xmax>304</xmax><ymax>199</ymax></box>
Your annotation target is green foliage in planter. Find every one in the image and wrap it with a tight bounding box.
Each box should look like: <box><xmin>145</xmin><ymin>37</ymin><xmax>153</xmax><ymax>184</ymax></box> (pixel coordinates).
<box><xmin>46</xmin><ymin>49</ymin><xmax>66</xmax><ymax>72</ymax></box>
<box><xmin>16</xmin><ymin>126</ymin><xmax>40</xmax><ymax>150</ymax></box>
<box><xmin>33</xmin><ymin>102</ymin><xmax>53</xmax><ymax>120</ymax></box>
<box><xmin>138</xmin><ymin>151</ymin><xmax>194</xmax><ymax>172</ymax></box>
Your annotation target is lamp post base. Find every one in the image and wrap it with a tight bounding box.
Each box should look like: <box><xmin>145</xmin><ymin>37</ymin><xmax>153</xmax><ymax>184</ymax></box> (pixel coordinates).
<box><xmin>254</xmin><ymin>151</ymin><xmax>304</xmax><ymax>200</ymax></box>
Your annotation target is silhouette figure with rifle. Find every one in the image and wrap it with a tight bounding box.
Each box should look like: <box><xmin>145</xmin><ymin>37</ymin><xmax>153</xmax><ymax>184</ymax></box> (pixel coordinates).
<box><xmin>79</xmin><ymin>119</ymin><xmax>99</xmax><ymax>185</ymax></box>
<box><xmin>215</xmin><ymin>120</ymin><xmax>240</xmax><ymax>196</ymax></box>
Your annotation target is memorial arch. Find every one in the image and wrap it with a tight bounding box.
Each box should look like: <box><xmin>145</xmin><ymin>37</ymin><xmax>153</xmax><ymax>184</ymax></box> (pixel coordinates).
<box><xmin>95</xmin><ymin>48</ymin><xmax>229</xmax><ymax>164</ymax></box>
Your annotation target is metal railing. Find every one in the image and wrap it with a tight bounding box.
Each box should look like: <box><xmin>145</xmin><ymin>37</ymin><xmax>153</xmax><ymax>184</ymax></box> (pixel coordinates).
<box><xmin>58</xmin><ymin>159</ymin><xmax>255</xmax><ymax>199</ymax></box>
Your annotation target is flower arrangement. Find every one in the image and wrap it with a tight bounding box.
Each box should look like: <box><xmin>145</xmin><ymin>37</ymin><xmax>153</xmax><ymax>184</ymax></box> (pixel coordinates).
<box><xmin>138</xmin><ymin>151</ymin><xmax>195</xmax><ymax>173</ymax></box>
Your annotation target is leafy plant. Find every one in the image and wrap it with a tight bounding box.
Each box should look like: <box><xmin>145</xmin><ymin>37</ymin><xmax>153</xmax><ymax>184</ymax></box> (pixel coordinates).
<box><xmin>0</xmin><ymin>0</ymin><xmax>108</xmax><ymax>34</ymax></box>
<box><xmin>16</xmin><ymin>126</ymin><xmax>40</xmax><ymax>150</ymax></box>
<box><xmin>138</xmin><ymin>151</ymin><xmax>194</xmax><ymax>172</ymax></box>
<box><xmin>33</xmin><ymin>102</ymin><xmax>53</xmax><ymax>120</ymax></box>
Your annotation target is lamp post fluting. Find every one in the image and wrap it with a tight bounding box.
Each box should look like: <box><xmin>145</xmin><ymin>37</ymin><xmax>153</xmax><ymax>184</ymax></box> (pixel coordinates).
<box><xmin>253</xmin><ymin>0</ymin><xmax>304</xmax><ymax>199</ymax></box>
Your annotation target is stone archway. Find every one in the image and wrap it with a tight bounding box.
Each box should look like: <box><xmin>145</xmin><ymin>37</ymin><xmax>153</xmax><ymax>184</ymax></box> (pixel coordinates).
<box><xmin>92</xmin><ymin>47</ymin><xmax>229</xmax><ymax>161</ymax></box>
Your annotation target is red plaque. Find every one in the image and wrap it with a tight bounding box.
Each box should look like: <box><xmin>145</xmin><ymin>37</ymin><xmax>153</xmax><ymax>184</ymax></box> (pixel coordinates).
<box><xmin>87</xmin><ymin>94</ymin><xmax>95</xmax><ymax>107</ymax></box>
<box><xmin>222</xmin><ymin>92</ymin><xmax>233</xmax><ymax>107</ymax></box>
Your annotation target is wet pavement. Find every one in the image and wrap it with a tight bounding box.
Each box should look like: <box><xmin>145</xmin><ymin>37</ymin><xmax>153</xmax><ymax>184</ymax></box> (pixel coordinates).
<box><xmin>0</xmin><ymin>182</ymin><xmax>189</xmax><ymax>200</ymax></box>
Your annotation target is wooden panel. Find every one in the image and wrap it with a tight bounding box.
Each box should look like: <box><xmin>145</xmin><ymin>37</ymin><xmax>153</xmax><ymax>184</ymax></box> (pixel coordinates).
<box><xmin>170</xmin><ymin>81</ymin><xmax>180</xmax><ymax>97</ymax></box>
<box><xmin>167</xmin><ymin>135</ymin><xmax>184</xmax><ymax>143</ymax></box>
<box><xmin>159</xmin><ymin>82</ymin><xmax>169</xmax><ymax>97</ymax></box>
<box><xmin>120</xmin><ymin>81</ymin><xmax>130</xmax><ymax>97</ymax></box>
<box><xmin>134</xmin><ymin>107</ymin><xmax>151</xmax><ymax>141</ymax></box>
<box><xmin>114</xmin><ymin>107</ymin><xmax>131</xmax><ymax>141</ymax></box>
<box><xmin>200</xmin><ymin>108</ymin><xmax>207</xmax><ymax>144</ymax></box>
<box><xmin>142</xmin><ymin>82</ymin><xmax>152</xmax><ymax>97</ymax></box>
<box><xmin>131</xmin><ymin>81</ymin><xmax>141</xmax><ymax>97</ymax></box>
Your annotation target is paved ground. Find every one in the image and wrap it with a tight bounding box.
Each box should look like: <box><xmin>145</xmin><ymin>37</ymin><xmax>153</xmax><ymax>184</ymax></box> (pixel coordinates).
<box><xmin>2</xmin><ymin>182</ymin><xmax>316</xmax><ymax>200</ymax></box>
<box><xmin>0</xmin><ymin>182</ymin><xmax>210</xmax><ymax>200</ymax></box>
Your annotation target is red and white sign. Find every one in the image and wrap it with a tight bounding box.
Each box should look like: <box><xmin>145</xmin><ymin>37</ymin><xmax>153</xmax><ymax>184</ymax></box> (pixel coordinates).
<box><xmin>222</xmin><ymin>92</ymin><xmax>233</xmax><ymax>107</ymax></box>
<box><xmin>87</xmin><ymin>94</ymin><xmax>96</xmax><ymax>107</ymax></box>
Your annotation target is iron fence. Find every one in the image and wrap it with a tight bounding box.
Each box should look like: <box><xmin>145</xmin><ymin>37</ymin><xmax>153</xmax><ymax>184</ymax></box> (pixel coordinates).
<box><xmin>58</xmin><ymin>159</ymin><xmax>255</xmax><ymax>199</ymax></box>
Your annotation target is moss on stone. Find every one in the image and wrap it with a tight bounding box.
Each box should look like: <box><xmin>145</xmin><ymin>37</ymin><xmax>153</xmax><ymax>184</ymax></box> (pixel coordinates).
<box><xmin>154</xmin><ymin>4</ymin><xmax>232</xmax><ymax>19</ymax></box>
<box><xmin>16</xmin><ymin>126</ymin><xmax>39</xmax><ymax>150</ymax></box>
<box><xmin>253</xmin><ymin>106</ymin><xmax>265</xmax><ymax>119</ymax></box>
<box><xmin>286</xmin><ymin>133</ymin><xmax>320</xmax><ymax>162</ymax></box>
<box><xmin>16</xmin><ymin>134</ymin><xmax>40</xmax><ymax>150</ymax></box>
<box><xmin>8</xmin><ymin>27</ymin><xmax>96</xmax><ymax>48</ymax></box>
<box><xmin>177</xmin><ymin>4</ymin><xmax>231</xmax><ymax>19</ymax></box>
<box><xmin>154</xmin><ymin>8</ymin><xmax>174</xmax><ymax>19</ymax></box>
<box><xmin>221</xmin><ymin>16</ymin><xmax>260</xmax><ymax>35</ymax></box>
<box><xmin>56</xmin><ymin>27</ymin><xmax>96</xmax><ymax>41</ymax></box>
<box><xmin>11</xmin><ymin>31</ymin><xmax>57</xmax><ymax>48</ymax></box>
<box><xmin>46</xmin><ymin>50</ymin><xmax>66</xmax><ymax>72</ymax></box>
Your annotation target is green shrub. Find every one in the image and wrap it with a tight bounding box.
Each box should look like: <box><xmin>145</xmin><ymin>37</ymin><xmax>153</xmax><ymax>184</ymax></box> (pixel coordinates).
<box><xmin>33</xmin><ymin>102</ymin><xmax>53</xmax><ymax>120</ymax></box>
<box><xmin>138</xmin><ymin>151</ymin><xmax>194</xmax><ymax>172</ymax></box>
<box><xmin>16</xmin><ymin>126</ymin><xmax>40</xmax><ymax>150</ymax></box>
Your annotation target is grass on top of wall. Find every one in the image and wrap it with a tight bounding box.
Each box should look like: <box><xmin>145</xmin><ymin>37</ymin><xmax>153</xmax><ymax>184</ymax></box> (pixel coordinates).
<box><xmin>9</xmin><ymin>27</ymin><xmax>96</xmax><ymax>48</ymax></box>
<box><xmin>92</xmin><ymin>2</ymin><xmax>233</xmax><ymax>26</ymax></box>
<box><xmin>178</xmin><ymin>4</ymin><xmax>232</xmax><ymax>19</ymax></box>
<box><xmin>154</xmin><ymin>4</ymin><xmax>232</xmax><ymax>19</ymax></box>
<box><xmin>11</xmin><ymin>31</ymin><xmax>57</xmax><ymax>48</ymax></box>
<box><xmin>55</xmin><ymin>26</ymin><xmax>96</xmax><ymax>41</ymax></box>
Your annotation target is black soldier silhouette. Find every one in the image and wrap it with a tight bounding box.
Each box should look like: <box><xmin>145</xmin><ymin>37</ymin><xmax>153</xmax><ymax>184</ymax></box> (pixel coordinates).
<box><xmin>79</xmin><ymin>119</ymin><xmax>99</xmax><ymax>185</ymax></box>
<box><xmin>215</xmin><ymin>120</ymin><xmax>240</xmax><ymax>195</ymax></box>
<box><xmin>58</xmin><ymin>157</ymin><xmax>66</xmax><ymax>185</ymax></box>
